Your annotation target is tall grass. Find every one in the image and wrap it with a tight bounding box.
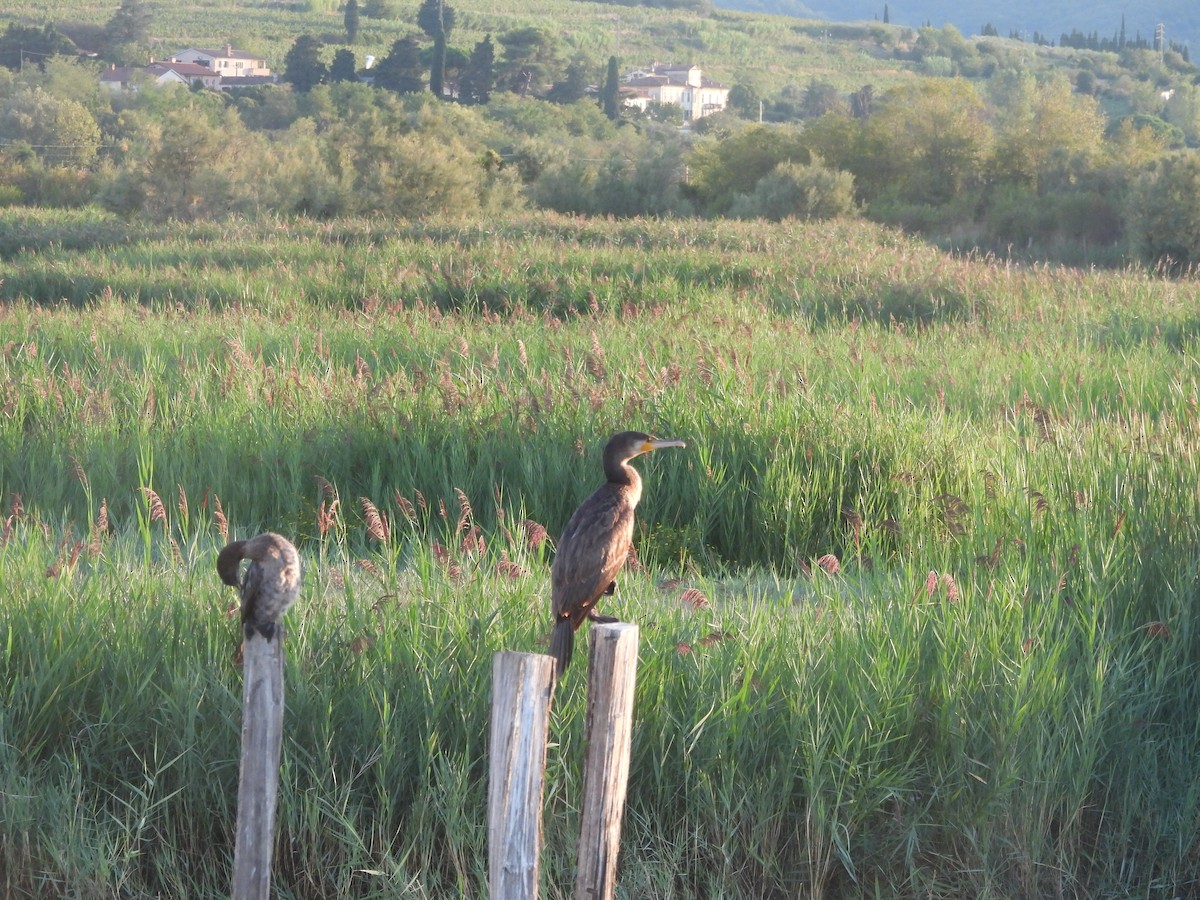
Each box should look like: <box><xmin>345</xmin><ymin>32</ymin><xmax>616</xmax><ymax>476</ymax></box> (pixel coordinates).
<box><xmin>2</xmin><ymin>209</ymin><xmax>1200</xmax><ymax>896</ymax></box>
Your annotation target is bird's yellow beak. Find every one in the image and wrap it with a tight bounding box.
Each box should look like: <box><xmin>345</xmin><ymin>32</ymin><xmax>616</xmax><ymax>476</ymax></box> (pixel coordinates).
<box><xmin>645</xmin><ymin>438</ymin><xmax>686</xmax><ymax>452</ymax></box>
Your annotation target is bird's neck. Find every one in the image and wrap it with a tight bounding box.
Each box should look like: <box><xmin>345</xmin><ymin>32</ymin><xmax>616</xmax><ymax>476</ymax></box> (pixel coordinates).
<box><xmin>607</xmin><ymin>461</ymin><xmax>643</xmax><ymax>507</ymax></box>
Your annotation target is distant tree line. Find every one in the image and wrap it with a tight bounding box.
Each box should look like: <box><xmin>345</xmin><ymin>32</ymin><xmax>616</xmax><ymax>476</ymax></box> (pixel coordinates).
<box><xmin>980</xmin><ymin>16</ymin><xmax>1191</xmax><ymax>60</ymax></box>
<box><xmin>5</xmin><ymin>13</ymin><xmax>1200</xmax><ymax>270</ymax></box>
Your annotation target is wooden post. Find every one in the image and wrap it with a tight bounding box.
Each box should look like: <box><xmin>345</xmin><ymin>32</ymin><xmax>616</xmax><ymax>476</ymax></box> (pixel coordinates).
<box><xmin>489</xmin><ymin>651</ymin><xmax>557</xmax><ymax>900</ymax></box>
<box><xmin>231</xmin><ymin>631</ymin><xmax>286</xmax><ymax>900</ymax></box>
<box><xmin>575</xmin><ymin>623</ymin><xmax>639</xmax><ymax>900</ymax></box>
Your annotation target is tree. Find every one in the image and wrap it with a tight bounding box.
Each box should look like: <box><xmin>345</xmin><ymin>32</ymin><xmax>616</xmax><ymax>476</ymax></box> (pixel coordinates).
<box><xmin>283</xmin><ymin>35</ymin><xmax>328</xmax><ymax>92</ymax></box>
<box><xmin>801</xmin><ymin>79</ymin><xmax>846</xmax><ymax>118</ymax></box>
<box><xmin>601</xmin><ymin>56</ymin><xmax>620</xmax><ymax>120</ymax></box>
<box><xmin>684</xmin><ymin>124</ymin><xmax>811</xmax><ymax>214</ymax></box>
<box><xmin>990</xmin><ymin>73</ymin><xmax>1106</xmax><ymax>193</ymax></box>
<box><xmin>850</xmin><ymin>84</ymin><xmax>874</xmax><ymax>118</ymax></box>
<box><xmin>727</xmin><ymin>83</ymin><xmax>761</xmax><ymax>119</ymax></box>
<box><xmin>547</xmin><ymin>58</ymin><xmax>589</xmax><ymax>104</ymax></box>
<box><xmin>496</xmin><ymin>27</ymin><xmax>562</xmax><ymax>95</ymax></box>
<box><xmin>1163</xmin><ymin>84</ymin><xmax>1200</xmax><ymax>145</ymax></box>
<box><xmin>417</xmin><ymin>0</ymin><xmax>455</xmax><ymax>99</ymax></box>
<box><xmin>373</xmin><ymin>36</ymin><xmax>424</xmax><ymax>94</ymax></box>
<box><xmin>1127</xmin><ymin>152</ymin><xmax>1200</xmax><ymax>270</ymax></box>
<box><xmin>140</xmin><ymin>106</ymin><xmax>244</xmax><ymax>217</ymax></box>
<box><xmin>344</xmin><ymin>0</ymin><xmax>361</xmax><ymax>44</ymax></box>
<box><xmin>0</xmin><ymin>86</ymin><xmax>101</xmax><ymax>167</ymax></box>
<box><xmin>798</xmin><ymin>113</ymin><xmax>866</xmax><ymax>183</ymax></box>
<box><xmin>729</xmin><ymin>158</ymin><xmax>857</xmax><ymax>221</ymax></box>
<box><xmin>0</xmin><ymin>24</ymin><xmax>76</xmax><ymax>72</ymax></box>
<box><xmin>861</xmin><ymin>78</ymin><xmax>991</xmax><ymax>203</ymax></box>
<box><xmin>329</xmin><ymin>48</ymin><xmax>357</xmax><ymax>82</ymax></box>
<box><xmin>0</xmin><ymin>23</ymin><xmax>74</xmax><ymax>72</ymax></box>
<box><xmin>104</xmin><ymin>0</ymin><xmax>152</xmax><ymax>50</ymax></box>
<box><xmin>459</xmin><ymin>35</ymin><xmax>495</xmax><ymax>105</ymax></box>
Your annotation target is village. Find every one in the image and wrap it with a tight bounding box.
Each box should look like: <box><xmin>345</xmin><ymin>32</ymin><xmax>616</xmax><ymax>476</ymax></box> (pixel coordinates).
<box><xmin>97</xmin><ymin>43</ymin><xmax>731</xmax><ymax>120</ymax></box>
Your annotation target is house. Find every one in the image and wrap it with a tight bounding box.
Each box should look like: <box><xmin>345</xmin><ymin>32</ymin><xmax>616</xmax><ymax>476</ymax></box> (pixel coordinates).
<box><xmin>623</xmin><ymin>63</ymin><xmax>729</xmax><ymax>120</ymax></box>
<box><xmin>99</xmin><ymin>63</ymin><xmax>189</xmax><ymax>92</ymax></box>
<box><xmin>170</xmin><ymin>45</ymin><xmax>271</xmax><ymax>77</ymax></box>
<box><xmin>145</xmin><ymin>59</ymin><xmax>222</xmax><ymax>90</ymax></box>
<box><xmin>98</xmin><ymin>44</ymin><xmax>278</xmax><ymax>93</ymax></box>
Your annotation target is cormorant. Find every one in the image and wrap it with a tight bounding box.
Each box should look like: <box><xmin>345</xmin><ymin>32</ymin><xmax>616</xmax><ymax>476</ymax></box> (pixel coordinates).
<box><xmin>217</xmin><ymin>532</ymin><xmax>302</xmax><ymax>641</ymax></box>
<box><xmin>549</xmin><ymin>431</ymin><xmax>686</xmax><ymax>676</ymax></box>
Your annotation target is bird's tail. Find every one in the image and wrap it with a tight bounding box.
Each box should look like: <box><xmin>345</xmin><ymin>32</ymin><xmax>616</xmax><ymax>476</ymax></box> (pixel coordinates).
<box><xmin>549</xmin><ymin>618</ymin><xmax>574</xmax><ymax>677</ymax></box>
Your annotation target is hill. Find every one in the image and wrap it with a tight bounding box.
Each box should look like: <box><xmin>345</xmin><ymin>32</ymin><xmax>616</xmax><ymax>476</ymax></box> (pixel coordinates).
<box><xmin>715</xmin><ymin>0</ymin><xmax>1200</xmax><ymax>49</ymax></box>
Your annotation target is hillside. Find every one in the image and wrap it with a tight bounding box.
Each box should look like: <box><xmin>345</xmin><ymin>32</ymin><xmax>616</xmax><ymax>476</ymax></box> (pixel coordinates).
<box><xmin>3</xmin><ymin>0</ymin><xmax>1200</xmax><ymax>267</ymax></box>
<box><xmin>716</xmin><ymin>0</ymin><xmax>1200</xmax><ymax>49</ymax></box>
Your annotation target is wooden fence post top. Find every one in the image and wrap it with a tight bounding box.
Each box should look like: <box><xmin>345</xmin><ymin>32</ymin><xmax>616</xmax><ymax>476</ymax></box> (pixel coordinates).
<box><xmin>590</xmin><ymin>622</ymin><xmax>639</xmax><ymax>641</ymax></box>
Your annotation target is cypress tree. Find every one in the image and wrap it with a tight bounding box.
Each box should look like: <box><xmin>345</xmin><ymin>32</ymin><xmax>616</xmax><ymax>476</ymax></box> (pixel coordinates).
<box><xmin>417</xmin><ymin>0</ymin><xmax>455</xmax><ymax>100</ymax></box>
<box><xmin>601</xmin><ymin>55</ymin><xmax>620</xmax><ymax>121</ymax></box>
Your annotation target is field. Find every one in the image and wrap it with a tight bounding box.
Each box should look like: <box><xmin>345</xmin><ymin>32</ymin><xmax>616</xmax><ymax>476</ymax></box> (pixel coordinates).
<box><xmin>2</xmin><ymin>207</ymin><xmax>1200</xmax><ymax>898</ymax></box>
<box><xmin>4</xmin><ymin>0</ymin><xmax>930</xmax><ymax>98</ymax></box>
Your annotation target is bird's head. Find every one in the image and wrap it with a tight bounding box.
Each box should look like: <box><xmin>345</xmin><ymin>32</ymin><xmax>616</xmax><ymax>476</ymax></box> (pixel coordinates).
<box><xmin>606</xmin><ymin>430</ymin><xmax>687</xmax><ymax>463</ymax></box>
<box><xmin>216</xmin><ymin>539</ymin><xmax>248</xmax><ymax>587</ymax></box>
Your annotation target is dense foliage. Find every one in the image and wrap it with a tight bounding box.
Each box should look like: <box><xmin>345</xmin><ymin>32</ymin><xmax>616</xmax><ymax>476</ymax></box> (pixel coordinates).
<box><xmin>0</xmin><ymin>41</ymin><xmax>1194</xmax><ymax>265</ymax></box>
<box><xmin>1</xmin><ymin>0</ymin><xmax>1200</xmax><ymax>265</ymax></box>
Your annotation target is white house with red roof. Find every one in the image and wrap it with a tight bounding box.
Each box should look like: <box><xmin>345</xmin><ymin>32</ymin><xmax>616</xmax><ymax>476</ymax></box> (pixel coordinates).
<box><xmin>623</xmin><ymin>63</ymin><xmax>729</xmax><ymax>120</ymax></box>
<box><xmin>171</xmin><ymin>45</ymin><xmax>271</xmax><ymax>77</ymax></box>
<box><xmin>99</xmin><ymin>63</ymin><xmax>188</xmax><ymax>91</ymax></box>
<box><xmin>99</xmin><ymin>46</ymin><xmax>275</xmax><ymax>92</ymax></box>
<box><xmin>146</xmin><ymin>59</ymin><xmax>222</xmax><ymax>89</ymax></box>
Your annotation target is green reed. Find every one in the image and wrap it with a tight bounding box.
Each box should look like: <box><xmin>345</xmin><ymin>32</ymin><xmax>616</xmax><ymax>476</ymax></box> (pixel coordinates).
<box><xmin>1</xmin><ymin>210</ymin><xmax>1199</xmax><ymax>896</ymax></box>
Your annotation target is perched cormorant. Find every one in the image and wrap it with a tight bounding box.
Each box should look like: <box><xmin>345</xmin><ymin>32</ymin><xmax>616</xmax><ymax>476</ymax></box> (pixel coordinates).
<box><xmin>217</xmin><ymin>532</ymin><xmax>302</xmax><ymax>641</ymax></box>
<box><xmin>549</xmin><ymin>431</ymin><xmax>686</xmax><ymax>676</ymax></box>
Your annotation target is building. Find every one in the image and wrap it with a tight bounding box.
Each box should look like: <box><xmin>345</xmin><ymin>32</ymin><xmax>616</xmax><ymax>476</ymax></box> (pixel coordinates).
<box><xmin>170</xmin><ymin>45</ymin><xmax>271</xmax><ymax>77</ymax></box>
<box><xmin>145</xmin><ymin>59</ymin><xmax>222</xmax><ymax>90</ymax></box>
<box><xmin>98</xmin><ymin>46</ymin><xmax>276</xmax><ymax>93</ymax></box>
<box><xmin>99</xmin><ymin>63</ymin><xmax>188</xmax><ymax>92</ymax></box>
<box><xmin>623</xmin><ymin>63</ymin><xmax>729</xmax><ymax>120</ymax></box>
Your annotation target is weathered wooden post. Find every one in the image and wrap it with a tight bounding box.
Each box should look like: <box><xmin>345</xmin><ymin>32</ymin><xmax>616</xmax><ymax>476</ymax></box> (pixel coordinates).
<box><xmin>217</xmin><ymin>533</ymin><xmax>302</xmax><ymax>900</ymax></box>
<box><xmin>575</xmin><ymin>622</ymin><xmax>639</xmax><ymax>900</ymax></box>
<box><xmin>232</xmin><ymin>632</ymin><xmax>286</xmax><ymax>900</ymax></box>
<box><xmin>489</xmin><ymin>651</ymin><xmax>557</xmax><ymax>900</ymax></box>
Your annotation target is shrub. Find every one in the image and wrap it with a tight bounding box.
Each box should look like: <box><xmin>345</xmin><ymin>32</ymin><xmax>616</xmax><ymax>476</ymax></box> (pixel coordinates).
<box><xmin>1126</xmin><ymin>152</ymin><xmax>1200</xmax><ymax>272</ymax></box>
<box><xmin>729</xmin><ymin>158</ymin><xmax>856</xmax><ymax>221</ymax></box>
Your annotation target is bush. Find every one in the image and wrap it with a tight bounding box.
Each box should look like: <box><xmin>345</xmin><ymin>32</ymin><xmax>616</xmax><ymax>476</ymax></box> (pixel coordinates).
<box><xmin>1126</xmin><ymin>153</ymin><xmax>1200</xmax><ymax>272</ymax></box>
<box><xmin>729</xmin><ymin>159</ymin><xmax>856</xmax><ymax>221</ymax></box>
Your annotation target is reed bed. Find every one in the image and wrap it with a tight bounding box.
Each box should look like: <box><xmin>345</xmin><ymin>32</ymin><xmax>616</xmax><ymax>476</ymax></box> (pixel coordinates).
<box><xmin>2</xmin><ymin>209</ymin><xmax>1199</xmax><ymax>897</ymax></box>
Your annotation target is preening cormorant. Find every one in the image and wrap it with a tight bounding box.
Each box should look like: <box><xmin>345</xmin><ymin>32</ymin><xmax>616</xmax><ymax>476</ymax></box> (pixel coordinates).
<box><xmin>549</xmin><ymin>431</ymin><xmax>686</xmax><ymax>676</ymax></box>
<box><xmin>217</xmin><ymin>532</ymin><xmax>302</xmax><ymax>640</ymax></box>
